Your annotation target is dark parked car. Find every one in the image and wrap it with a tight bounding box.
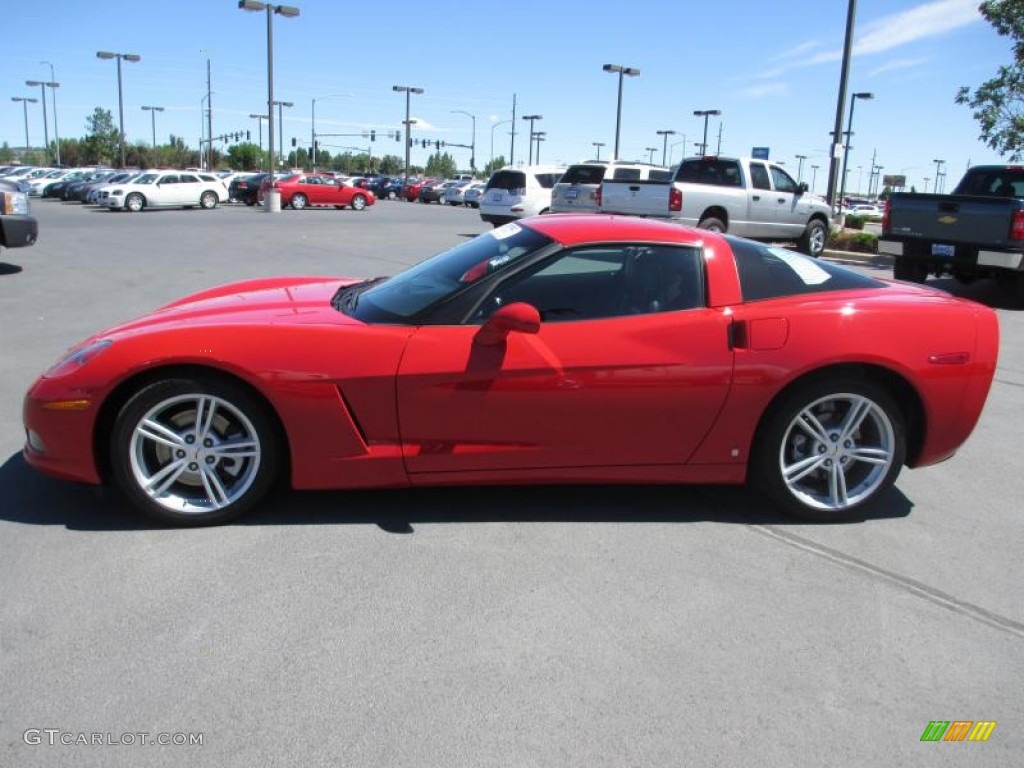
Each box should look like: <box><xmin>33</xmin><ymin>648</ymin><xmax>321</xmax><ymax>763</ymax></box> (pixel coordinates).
<box><xmin>70</xmin><ymin>171</ymin><xmax>123</xmax><ymax>202</ymax></box>
<box><xmin>63</xmin><ymin>171</ymin><xmax>116</xmax><ymax>201</ymax></box>
<box><xmin>229</xmin><ymin>173</ymin><xmax>268</xmax><ymax>206</ymax></box>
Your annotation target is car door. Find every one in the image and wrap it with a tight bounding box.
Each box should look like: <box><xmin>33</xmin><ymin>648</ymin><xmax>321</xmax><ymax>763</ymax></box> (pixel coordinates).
<box><xmin>768</xmin><ymin>165</ymin><xmax>805</xmax><ymax>236</ymax></box>
<box><xmin>152</xmin><ymin>174</ymin><xmax>180</xmax><ymax>206</ymax></box>
<box><xmin>746</xmin><ymin>161</ymin><xmax>779</xmax><ymax>238</ymax></box>
<box><xmin>178</xmin><ymin>174</ymin><xmax>203</xmax><ymax>206</ymax></box>
<box><xmin>396</xmin><ymin>244</ymin><xmax>734</xmax><ymax>474</ymax></box>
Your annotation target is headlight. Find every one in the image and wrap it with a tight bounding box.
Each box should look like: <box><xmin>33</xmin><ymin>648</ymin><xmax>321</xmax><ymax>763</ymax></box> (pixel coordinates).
<box><xmin>109</xmin><ymin>189</ymin><xmax>123</xmax><ymax>196</ymax></box>
<box><xmin>44</xmin><ymin>340</ymin><xmax>113</xmax><ymax>378</ymax></box>
<box><xmin>0</xmin><ymin>190</ymin><xmax>30</xmax><ymax>215</ymax></box>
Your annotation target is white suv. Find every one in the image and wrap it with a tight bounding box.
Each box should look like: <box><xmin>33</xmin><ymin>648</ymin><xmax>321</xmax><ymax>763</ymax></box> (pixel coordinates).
<box><xmin>479</xmin><ymin>164</ymin><xmax>566</xmax><ymax>227</ymax></box>
<box><xmin>551</xmin><ymin>161</ymin><xmax>672</xmax><ymax>214</ymax></box>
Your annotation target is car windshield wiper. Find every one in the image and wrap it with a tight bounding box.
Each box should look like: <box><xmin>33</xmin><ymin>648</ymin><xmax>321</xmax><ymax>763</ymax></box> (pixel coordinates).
<box><xmin>331</xmin><ymin>276</ymin><xmax>388</xmax><ymax>315</ymax></box>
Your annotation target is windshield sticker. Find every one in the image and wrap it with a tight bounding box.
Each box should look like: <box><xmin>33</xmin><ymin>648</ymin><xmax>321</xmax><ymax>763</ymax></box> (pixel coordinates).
<box><xmin>491</xmin><ymin>222</ymin><xmax>522</xmax><ymax>240</ymax></box>
<box><xmin>768</xmin><ymin>247</ymin><xmax>831</xmax><ymax>285</ymax></box>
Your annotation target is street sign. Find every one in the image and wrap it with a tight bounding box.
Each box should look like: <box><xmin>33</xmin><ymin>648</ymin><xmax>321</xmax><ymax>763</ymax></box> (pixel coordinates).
<box><xmin>883</xmin><ymin>174</ymin><xmax>907</xmax><ymax>188</ymax></box>
<box><xmin>752</xmin><ymin>147</ymin><xmax>770</xmax><ymax>160</ymax></box>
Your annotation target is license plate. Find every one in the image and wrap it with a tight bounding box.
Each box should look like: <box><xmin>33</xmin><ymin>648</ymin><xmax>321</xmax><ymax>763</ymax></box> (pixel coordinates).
<box><xmin>931</xmin><ymin>244</ymin><xmax>955</xmax><ymax>258</ymax></box>
<box><xmin>565</xmin><ymin>189</ymin><xmax>579</xmax><ymax>199</ymax></box>
<box><xmin>489</xmin><ymin>192</ymin><xmax>503</xmax><ymax>202</ymax></box>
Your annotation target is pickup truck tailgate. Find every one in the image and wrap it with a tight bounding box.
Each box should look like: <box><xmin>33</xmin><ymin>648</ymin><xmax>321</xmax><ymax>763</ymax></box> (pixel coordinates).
<box><xmin>601</xmin><ymin>181</ymin><xmax>670</xmax><ymax>216</ymax></box>
<box><xmin>888</xmin><ymin>194</ymin><xmax>1019</xmax><ymax>247</ymax></box>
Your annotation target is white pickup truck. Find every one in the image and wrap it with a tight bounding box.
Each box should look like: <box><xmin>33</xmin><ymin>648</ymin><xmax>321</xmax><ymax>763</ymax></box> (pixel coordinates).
<box><xmin>600</xmin><ymin>155</ymin><xmax>834</xmax><ymax>257</ymax></box>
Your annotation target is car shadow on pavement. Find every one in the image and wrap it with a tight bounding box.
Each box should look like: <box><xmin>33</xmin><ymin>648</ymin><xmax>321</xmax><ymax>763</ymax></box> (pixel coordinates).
<box><xmin>0</xmin><ymin>261</ymin><xmax>24</xmax><ymax>275</ymax></box>
<box><xmin>0</xmin><ymin>452</ymin><xmax>913</xmax><ymax>532</ymax></box>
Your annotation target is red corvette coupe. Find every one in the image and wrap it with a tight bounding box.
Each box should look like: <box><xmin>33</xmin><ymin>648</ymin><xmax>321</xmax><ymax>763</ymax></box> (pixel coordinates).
<box><xmin>23</xmin><ymin>215</ymin><xmax>998</xmax><ymax>526</ymax></box>
<box><xmin>258</xmin><ymin>173</ymin><xmax>375</xmax><ymax>210</ymax></box>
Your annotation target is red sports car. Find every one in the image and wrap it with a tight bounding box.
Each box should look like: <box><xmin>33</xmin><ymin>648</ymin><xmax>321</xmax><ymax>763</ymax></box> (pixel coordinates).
<box><xmin>258</xmin><ymin>173</ymin><xmax>375</xmax><ymax>210</ymax></box>
<box><xmin>23</xmin><ymin>215</ymin><xmax>999</xmax><ymax>526</ymax></box>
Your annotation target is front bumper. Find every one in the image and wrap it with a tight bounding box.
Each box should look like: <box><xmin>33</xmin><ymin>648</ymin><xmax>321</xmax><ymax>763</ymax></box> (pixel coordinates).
<box><xmin>22</xmin><ymin>378</ymin><xmax>104</xmax><ymax>485</ymax></box>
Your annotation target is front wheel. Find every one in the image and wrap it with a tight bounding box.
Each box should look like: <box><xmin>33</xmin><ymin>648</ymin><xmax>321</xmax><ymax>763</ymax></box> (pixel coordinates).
<box><xmin>798</xmin><ymin>219</ymin><xmax>828</xmax><ymax>258</ymax></box>
<box><xmin>350</xmin><ymin>194</ymin><xmax>367</xmax><ymax>211</ymax></box>
<box><xmin>751</xmin><ymin>377</ymin><xmax>906</xmax><ymax>522</ymax></box>
<box><xmin>697</xmin><ymin>216</ymin><xmax>726</xmax><ymax>233</ymax></box>
<box><xmin>200</xmin><ymin>191</ymin><xmax>218</xmax><ymax>210</ymax></box>
<box><xmin>291</xmin><ymin>193</ymin><xmax>308</xmax><ymax>210</ymax></box>
<box><xmin>125</xmin><ymin>193</ymin><xmax>145</xmax><ymax>213</ymax></box>
<box><xmin>110</xmin><ymin>377</ymin><xmax>280</xmax><ymax>526</ymax></box>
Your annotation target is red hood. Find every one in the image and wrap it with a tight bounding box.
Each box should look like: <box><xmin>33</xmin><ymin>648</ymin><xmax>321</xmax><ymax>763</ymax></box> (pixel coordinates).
<box><xmin>102</xmin><ymin>276</ymin><xmax>366</xmax><ymax>338</ymax></box>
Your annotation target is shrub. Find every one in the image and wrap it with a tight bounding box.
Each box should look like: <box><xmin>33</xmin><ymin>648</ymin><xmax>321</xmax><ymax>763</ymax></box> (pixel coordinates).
<box><xmin>827</xmin><ymin>231</ymin><xmax>878</xmax><ymax>254</ymax></box>
<box><xmin>844</xmin><ymin>214</ymin><xmax>865</xmax><ymax>230</ymax></box>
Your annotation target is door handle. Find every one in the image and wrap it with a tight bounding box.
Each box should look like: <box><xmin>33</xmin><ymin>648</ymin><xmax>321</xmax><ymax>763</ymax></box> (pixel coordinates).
<box><xmin>629</xmin><ymin>186</ymin><xmax>640</xmax><ymax>191</ymax></box>
<box><xmin>752</xmin><ymin>195</ymin><xmax>761</xmax><ymax>201</ymax></box>
<box><xmin>777</xmin><ymin>198</ymin><xmax>786</xmax><ymax>203</ymax></box>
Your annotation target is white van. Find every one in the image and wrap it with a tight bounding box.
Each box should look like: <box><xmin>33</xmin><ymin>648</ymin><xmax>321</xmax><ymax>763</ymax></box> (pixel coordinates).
<box><xmin>479</xmin><ymin>164</ymin><xmax>566</xmax><ymax>227</ymax></box>
<box><xmin>550</xmin><ymin>161</ymin><xmax>673</xmax><ymax>214</ymax></box>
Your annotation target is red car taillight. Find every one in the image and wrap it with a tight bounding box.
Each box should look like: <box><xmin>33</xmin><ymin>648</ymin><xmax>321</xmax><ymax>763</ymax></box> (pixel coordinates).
<box><xmin>669</xmin><ymin>187</ymin><xmax>682</xmax><ymax>212</ymax></box>
<box><xmin>882</xmin><ymin>200</ymin><xmax>891</xmax><ymax>231</ymax></box>
<box><xmin>1011</xmin><ymin>209</ymin><xmax>1024</xmax><ymax>241</ymax></box>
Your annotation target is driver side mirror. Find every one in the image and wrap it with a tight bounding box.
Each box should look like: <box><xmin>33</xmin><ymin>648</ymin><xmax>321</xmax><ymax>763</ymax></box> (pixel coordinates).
<box><xmin>798</xmin><ymin>182</ymin><xmax>808</xmax><ymax>194</ymax></box>
<box><xmin>474</xmin><ymin>302</ymin><xmax>541</xmax><ymax>346</ymax></box>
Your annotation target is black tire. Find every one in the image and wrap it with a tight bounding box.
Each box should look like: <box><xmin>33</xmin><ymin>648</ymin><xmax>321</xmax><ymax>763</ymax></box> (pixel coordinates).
<box><xmin>893</xmin><ymin>256</ymin><xmax>928</xmax><ymax>283</ymax></box>
<box><xmin>125</xmin><ymin>193</ymin><xmax>145</xmax><ymax>213</ymax></box>
<box><xmin>245</xmin><ymin>200</ymin><xmax>256</xmax><ymax>207</ymax></box>
<box><xmin>751</xmin><ymin>376</ymin><xmax>906</xmax><ymax>522</ymax></box>
<box><xmin>291</xmin><ymin>193</ymin><xmax>308</xmax><ymax>210</ymax></box>
<box><xmin>350</xmin><ymin>194</ymin><xmax>367</xmax><ymax>211</ymax></box>
<box><xmin>697</xmin><ymin>216</ymin><xmax>726</xmax><ymax>233</ymax></box>
<box><xmin>200</xmin><ymin>191</ymin><xmax>218</xmax><ymax>210</ymax></box>
<box><xmin>798</xmin><ymin>218</ymin><xmax>828</xmax><ymax>258</ymax></box>
<box><xmin>110</xmin><ymin>377</ymin><xmax>281</xmax><ymax>526</ymax></box>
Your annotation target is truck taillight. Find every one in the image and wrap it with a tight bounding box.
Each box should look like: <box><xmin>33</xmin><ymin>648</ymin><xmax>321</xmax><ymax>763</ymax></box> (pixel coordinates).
<box><xmin>882</xmin><ymin>200</ymin><xmax>891</xmax><ymax>231</ymax></box>
<box><xmin>1012</xmin><ymin>209</ymin><xmax>1024</xmax><ymax>241</ymax></box>
<box><xmin>670</xmin><ymin>187</ymin><xmax>682</xmax><ymax>212</ymax></box>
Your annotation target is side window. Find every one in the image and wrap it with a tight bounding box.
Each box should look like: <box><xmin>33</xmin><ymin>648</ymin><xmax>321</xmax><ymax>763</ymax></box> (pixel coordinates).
<box><xmin>612</xmin><ymin>168</ymin><xmax>641</xmax><ymax>181</ymax></box>
<box><xmin>770</xmin><ymin>166</ymin><xmax>798</xmax><ymax>194</ymax></box>
<box><xmin>475</xmin><ymin>245</ymin><xmax>703</xmax><ymax>323</ymax></box>
<box><xmin>159</xmin><ymin>175</ymin><xmax>179</xmax><ymax>184</ymax></box>
<box><xmin>179</xmin><ymin>174</ymin><xmax>199</xmax><ymax>184</ymax></box>
<box><xmin>749</xmin><ymin>163</ymin><xmax>772</xmax><ymax>190</ymax></box>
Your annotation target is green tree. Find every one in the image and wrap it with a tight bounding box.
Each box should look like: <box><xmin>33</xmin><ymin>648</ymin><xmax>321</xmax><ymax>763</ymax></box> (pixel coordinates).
<box><xmin>377</xmin><ymin>154</ymin><xmax>403</xmax><ymax>174</ymax></box>
<box><xmin>83</xmin><ymin>107</ymin><xmax>119</xmax><ymax>165</ymax></box>
<box><xmin>956</xmin><ymin>0</ymin><xmax>1024</xmax><ymax>158</ymax></box>
<box><xmin>425</xmin><ymin>151</ymin><xmax>457</xmax><ymax>178</ymax></box>
<box><xmin>226</xmin><ymin>142</ymin><xmax>264</xmax><ymax>171</ymax></box>
<box><xmin>483</xmin><ymin>155</ymin><xmax>506</xmax><ymax>177</ymax></box>
<box><xmin>0</xmin><ymin>142</ymin><xmax>14</xmax><ymax>162</ymax></box>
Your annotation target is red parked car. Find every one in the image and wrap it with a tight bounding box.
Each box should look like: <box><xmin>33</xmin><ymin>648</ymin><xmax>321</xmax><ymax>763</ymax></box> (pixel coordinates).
<box><xmin>23</xmin><ymin>215</ymin><xmax>998</xmax><ymax>526</ymax></box>
<box><xmin>403</xmin><ymin>177</ymin><xmax>436</xmax><ymax>202</ymax></box>
<box><xmin>258</xmin><ymin>173</ymin><xmax>375</xmax><ymax>210</ymax></box>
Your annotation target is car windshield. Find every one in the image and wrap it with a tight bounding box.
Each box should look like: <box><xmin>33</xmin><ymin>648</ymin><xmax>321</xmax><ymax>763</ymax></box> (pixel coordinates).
<box><xmin>338</xmin><ymin>222</ymin><xmax>553</xmax><ymax>323</ymax></box>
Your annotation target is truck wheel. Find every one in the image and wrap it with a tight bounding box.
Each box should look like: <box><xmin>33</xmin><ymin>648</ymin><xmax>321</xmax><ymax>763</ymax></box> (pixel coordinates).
<box><xmin>697</xmin><ymin>216</ymin><xmax>726</xmax><ymax>233</ymax></box>
<box><xmin>798</xmin><ymin>219</ymin><xmax>828</xmax><ymax>258</ymax></box>
<box><xmin>893</xmin><ymin>256</ymin><xmax>928</xmax><ymax>283</ymax></box>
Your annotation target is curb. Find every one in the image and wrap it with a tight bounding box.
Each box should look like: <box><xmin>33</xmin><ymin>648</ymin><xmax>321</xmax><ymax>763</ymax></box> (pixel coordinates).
<box><xmin>821</xmin><ymin>249</ymin><xmax>893</xmax><ymax>268</ymax></box>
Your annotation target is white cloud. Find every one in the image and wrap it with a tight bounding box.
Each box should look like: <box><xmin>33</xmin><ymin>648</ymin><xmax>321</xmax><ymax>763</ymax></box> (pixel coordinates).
<box><xmin>854</xmin><ymin>0</ymin><xmax>981</xmax><ymax>56</ymax></box>
<box><xmin>738</xmin><ymin>82</ymin><xmax>789</xmax><ymax>99</ymax></box>
<box><xmin>868</xmin><ymin>57</ymin><xmax>929</xmax><ymax>77</ymax></box>
<box><xmin>410</xmin><ymin>117</ymin><xmax>436</xmax><ymax>130</ymax></box>
<box><xmin>771</xmin><ymin>40</ymin><xmax>823</xmax><ymax>61</ymax></box>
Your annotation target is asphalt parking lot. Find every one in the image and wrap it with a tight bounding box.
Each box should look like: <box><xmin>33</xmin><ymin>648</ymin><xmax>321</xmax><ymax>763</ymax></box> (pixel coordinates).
<box><xmin>1</xmin><ymin>199</ymin><xmax>1022</xmax><ymax>767</ymax></box>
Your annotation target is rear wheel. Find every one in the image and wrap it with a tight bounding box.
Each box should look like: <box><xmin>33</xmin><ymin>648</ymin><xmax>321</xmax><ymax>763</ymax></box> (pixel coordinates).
<box><xmin>697</xmin><ymin>216</ymin><xmax>726</xmax><ymax>233</ymax></box>
<box><xmin>752</xmin><ymin>376</ymin><xmax>905</xmax><ymax>522</ymax></box>
<box><xmin>126</xmin><ymin>193</ymin><xmax>145</xmax><ymax>213</ymax></box>
<box><xmin>200</xmin><ymin>191</ymin><xmax>218</xmax><ymax>210</ymax></box>
<box><xmin>291</xmin><ymin>193</ymin><xmax>308</xmax><ymax>210</ymax></box>
<box><xmin>893</xmin><ymin>256</ymin><xmax>928</xmax><ymax>283</ymax></box>
<box><xmin>351</xmin><ymin>194</ymin><xmax>367</xmax><ymax>211</ymax></box>
<box><xmin>110</xmin><ymin>377</ymin><xmax>280</xmax><ymax>526</ymax></box>
<box><xmin>798</xmin><ymin>219</ymin><xmax>828</xmax><ymax>258</ymax></box>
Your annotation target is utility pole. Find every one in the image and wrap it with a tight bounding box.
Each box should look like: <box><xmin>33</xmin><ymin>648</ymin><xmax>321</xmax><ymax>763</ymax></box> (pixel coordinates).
<box><xmin>206</xmin><ymin>59</ymin><xmax>213</xmax><ymax>171</ymax></box>
<box><xmin>868</xmin><ymin>148</ymin><xmax>877</xmax><ymax>197</ymax></box>
<box><xmin>716</xmin><ymin>121</ymin><xmax>723</xmax><ymax>154</ymax></box>
<box><xmin>826</xmin><ymin>0</ymin><xmax>858</xmax><ymax>208</ymax></box>
<box><xmin>510</xmin><ymin>93</ymin><xmax>517</xmax><ymax>166</ymax></box>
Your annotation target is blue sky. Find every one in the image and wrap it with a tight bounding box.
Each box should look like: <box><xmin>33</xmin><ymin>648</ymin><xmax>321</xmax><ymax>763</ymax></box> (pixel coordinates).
<box><xmin>2</xmin><ymin>0</ymin><xmax>1009</xmax><ymax>193</ymax></box>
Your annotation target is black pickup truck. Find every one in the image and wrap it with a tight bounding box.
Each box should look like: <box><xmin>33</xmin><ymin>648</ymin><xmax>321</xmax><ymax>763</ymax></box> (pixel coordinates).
<box><xmin>879</xmin><ymin>165</ymin><xmax>1024</xmax><ymax>298</ymax></box>
<box><xmin>0</xmin><ymin>178</ymin><xmax>39</xmax><ymax>257</ymax></box>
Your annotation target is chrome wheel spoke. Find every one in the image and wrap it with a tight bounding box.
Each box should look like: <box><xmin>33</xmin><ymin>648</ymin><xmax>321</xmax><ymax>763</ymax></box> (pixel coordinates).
<box><xmin>138</xmin><ymin>418</ymin><xmax>185</xmax><ymax>449</ymax></box>
<box><xmin>839</xmin><ymin>397</ymin><xmax>872</xmax><ymax>441</ymax></box>
<box><xmin>145</xmin><ymin>459</ymin><xmax>187</xmax><ymax>496</ymax></box>
<box><xmin>784</xmin><ymin>453</ymin><xmax>827</xmax><ymax>484</ymax></box>
<box><xmin>195</xmin><ymin>396</ymin><xmax>217</xmax><ymax>442</ymax></box>
<box><xmin>796</xmin><ymin>410</ymin><xmax>831</xmax><ymax>444</ymax></box>
<box><xmin>828</xmin><ymin>462</ymin><xmax>849</xmax><ymax>508</ymax></box>
<box><xmin>201</xmin><ymin>466</ymin><xmax>231</xmax><ymax>508</ymax></box>
<box><xmin>849</xmin><ymin>446</ymin><xmax>891</xmax><ymax>465</ymax></box>
<box><xmin>210</xmin><ymin>439</ymin><xmax>259</xmax><ymax>459</ymax></box>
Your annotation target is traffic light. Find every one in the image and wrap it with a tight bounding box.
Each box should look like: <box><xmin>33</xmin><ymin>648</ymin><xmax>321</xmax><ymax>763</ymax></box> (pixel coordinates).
<box><xmin>394</xmin><ymin>131</ymin><xmax>400</xmax><ymax>142</ymax></box>
<box><xmin>308</xmin><ymin>147</ymin><xmax>313</xmax><ymax>157</ymax></box>
<box><xmin>291</xmin><ymin>137</ymin><xmax>296</xmax><ymax>147</ymax></box>
<box><xmin>370</xmin><ymin>130</ymin><xmax>376</xmax><ymax>142</ymax></box>
<box><xmin>421</xmin><ymin>139</ymin><xmax>428</xmax><ymax>148</ymax></box>
<box><xmin>247</xmin><ymin>130</ymin><xmax>251</xmax><ymax>141</ymax></box>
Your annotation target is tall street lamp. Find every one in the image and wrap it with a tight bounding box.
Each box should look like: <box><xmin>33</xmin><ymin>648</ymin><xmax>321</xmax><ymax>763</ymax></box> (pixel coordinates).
<box><xmin>450</xmin><ymin>110</ymin><xmax>476</xmax><ymax>172</ymax></box>
<box><xmin>656</xmin><ymin>129</ymin><xmax>675</xmax><ymax>166</ymax></box>
<box><xmin>200</xmin><ymin>93</ymin><xmax>214</xmax><ymax>170</ymax></box>
<box><xmin>533</xmin><ymin>132</ymin><xmax>546</xmax><ymax>163</ymax></box>
<box><xmin>668</xmin><ymin>136</ymin><xmax>687</xmax><ymax>165</ymax></box>
<box><xmin>311</xmin><ymin>93</ymin><xmax>348</xmax><ymax>172</ymax></box>
<box><xmin>140</xmin><ymin>105</ymin><xmax>164</xmax><ymax>148</ymax></box>
<box><xmin>693</xmin><ymin>109</ymin><xmax>720</xmax><ymax>156</ymax></box>
<box><xmin>795</xmin><ymin>154</ymin><xmax>808</xmax><ymax>183</ymax></box>
<box><xmin>521</xmin><ymin>115</ymin><xmax>542</xmax><ymax>165</ymax></box>
<box><xmin>645</xmin><ymin>146</ymin><xmax>658</xmax><ymax>164</ymax></box>
<box><xmin>96</xmin><ymin>51</ymin><xmax>141</xmax><ymax>168</ymax></box>
<box><xmin>838</xmin><ymin>91</ymin><xmax>873</xmax><ymax>208</ymax></box>
<box><xmin>238</xmin><ymin>0</ymin><xmax>300</xmax><ymax>212</ymax></box>
<box><xmin>25</xmin><ymin>80</ymin><xmax>54</xmax><ymax>163</ymax></box>
<box><xmin>602</xmin><ymin>63</ymin><xmax>640</xmax><ymax>161</ymax></box>
<box><xmin>490</xmin><ymin>119</ymin><xmax>511</xmax><ymax>168</ymax></box>
<box><xmin>811</xmin><ymin>164</ymin><xmax>820</xmax><ymax>195</ymax></box>
<box><xmin>933</xmin><ymin>158</ymin><xmax>945</xmax><ymax>193</ymax></box>
<box><xmin>273</xmin><ymin>100</ymin><xmax>293</xmax><ymax>168</ymax></box>
<box><xmin>250</xmin><ymin>113</ymin><xmax>268</xmax><ymax>169</ymax></box>
<box><xmin>592</xmin><ymin>141</ymin><xmax>605</xmax><ymax>161</ymax></box>
<box><xmin>39</xmin><ymin>62</ymin><xmax>60</xmax><ymax>165</ymax></box>
<box><xmin>11</xmin><ymin>96</ymin><xmax>37</xmax><ymax>153</ymax></box>
<box><xmin>393</xmin><ymin>85</ymin><xmax>424</xmax><ymax>184</ymax></box>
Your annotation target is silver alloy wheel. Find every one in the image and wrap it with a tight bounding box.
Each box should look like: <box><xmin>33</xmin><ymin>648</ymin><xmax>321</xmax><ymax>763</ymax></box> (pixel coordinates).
<box><xmin>126</xmin><ymin>193</ymin><xmax>144</xmax><ymax>212</ymax></box>
<box><xmin>778</xmin><ymin>392</ymin><xmax>895</xmax><ymax>512</ymax></box>
<box><xmin>128</xmin><ymin>393</ymin><xmax>262</xmax><ymax>515</ymax></box>
<box><xmin>351</xmin><ymin>194</ymin><xmax>366</xmax><ymax>211</ymax></box>
<box><xmin>200</xmin><ymin>191</ymin><xmax>217</xmax><ymax>209</ymax></box>
<box><xmin>291</xmin><ymin>193</ymin><xmax>307</xmax><ymax>210</ymax></box>
<box><xmin>807</xmin><ymin>222</ymin><xmax>826</xmax><ymax>256</ymax></box>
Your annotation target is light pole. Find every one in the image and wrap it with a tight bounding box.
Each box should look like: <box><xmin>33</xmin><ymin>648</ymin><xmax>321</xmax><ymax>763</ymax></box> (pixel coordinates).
<box><xmin>693</xmin><ymin>109</ymin><xmax>720</xmax><ymax>156</ymax></box>
<box><xmin>668</xmin><ymin>136</ymin><xmax>687</xmax><ymax>165</ymax></box>
<box><xmin>311</xmin><ymin>93</ymin><xmax>348</xmax><ymax>172</ymax></box>
<box><xmin>521</xmin><ymin>115</ymin><xmax>542</xmax><ymax>165</ymax></box>
<box><xmin>450</xmin><ymin>110</ymin><xmax>477</xmax><ymax>172</ymax></box>
<box><xmin>273</xmin><ymin>100</ymin><xmax>293</xmax><ymax>168</ymax></box>
<box><xmin>811</xmin><ymin>164</ymin><xmax>820</xmax><ymax>195</ymax></box>
<box><xmin>645</xmin><ymin>146</ymin><xmax>658</xmax><ymax>164</ymax></box>
<box><xmin>249</xmin><ymin>113</ymin><xmax>268</xmax><ymax>169</ymax></box>
<box><xmin>96</xmin><ymin>51</ymin><xmax>141</xmax><ymax>168</ymax></box>
<box><xmin>838</xmin><ymin>91</ymin><xmax>873</xmax><ymax>209</ymax></box>
<box><xmin>25</xmin><ymin>81</ymin><xmax>53</xmax><ymax>163</ymax></box>
<box><xmin>11</xmin><ymin>97</ymin><xmax>37</xmax><ymax>153</ymax></box>
<box><xmin>200</xmin><ymin>93</ymin><xmax>213</xmax><ymax>169</ymax></box>
<box><xmin>933</xmin><ymin>158</ymin><xmax>945</xmax><ymax>193</ymax></box>
<box><xmin>140</xmin><ymin>105</ymin><xmax>164</xmax><ymax>148</ymax></box>
<box><xmin>393</xmin><ymin>85</ymin><xmax>424</xmax><ymax>185</ymax></box>
<box><xmin>39</xmin><ymin>62</ymin><xmax>60</xmax><ymax>165</ymax></box>
<box><xmin>490</xmin><ymin>119</ymin><xmax>511</xmax><ymax>168</ymax></box>
<box><xmin>592</xmin><ymin>141</ymin><xmax>605</xmax><ymax>161</ymax></box>
<box><xmin>238</xmin><ymin>0</ymin><xmax>300</xmax><ymax>212</ymax></box>
<box><xmin>533</xmin><ymin>131</ymin><xmax>547</xmax><ymax>163</ymax></box>
<box><xmin>602</xmin><ymin>63</ymin><xmax>640</xmax><ymax>161</ymax></box>
<box><xmin>795</xmin><ymin>154</ymin><xmax>808</xmax><ymax>183</ymax></box>
<box><xmin>656</xmin><ymin>129</ymin><xmax>675</xmax><ymax>166</ymax></box>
